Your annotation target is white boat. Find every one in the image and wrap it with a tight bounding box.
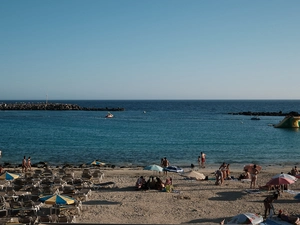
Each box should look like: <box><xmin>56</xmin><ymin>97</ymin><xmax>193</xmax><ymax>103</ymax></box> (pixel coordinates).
<box><xmin>105</xmin><ymin>112</ymin><xmax>114</xmax><ymax>118</ymax></box>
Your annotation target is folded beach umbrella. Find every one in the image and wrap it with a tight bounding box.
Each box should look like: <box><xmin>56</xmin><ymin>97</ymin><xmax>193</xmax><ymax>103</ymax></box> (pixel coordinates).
<box><xmin>144</xmin><ymin>164</ymin><xmax>163</xmax><ymax>172</ymax></box>
<box><xmin>39</xmin><ymin>194</ymin><xmax>75</xmax><ymax>205</ymax></box>
<box><xmin>266</xmin><ymin>177</ymin><xmax>295</xmax><ymax>186</ymax></box>
<box><xmin>183</xmin><ymin>171</ymin><xmax>205</xmax><ymax>180</ymax></box>
<box><xmin>0</xmin><ymin>172</ymin><xmax>19</xmax><ymax>180</ymax></box>
<box><xmin>91</xmin><ymin>160</ymin><xmax>106</xmax><ymax>166</ymax></box>
<box><xmin>272</xmin><ymin>173</ymin><xmax>297</xmax><ymax>182</ymax></box>
<box><xmin>227</xmin><ymin>213</ymin><xmax>263</xmax><ymax>225</ymax></box>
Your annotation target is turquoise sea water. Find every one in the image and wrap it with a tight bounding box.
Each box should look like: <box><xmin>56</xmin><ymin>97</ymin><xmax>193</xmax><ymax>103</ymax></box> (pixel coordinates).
<box><xmin>0</xmin><ymin>100</ymin><xmax>300</xmax><ymax>168</ymax></box>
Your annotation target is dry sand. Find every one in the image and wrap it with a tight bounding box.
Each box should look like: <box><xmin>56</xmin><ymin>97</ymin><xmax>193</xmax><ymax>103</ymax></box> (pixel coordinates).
<box><xmin>71</xmin><ymin>164</ymin><xmax>300</xmax><ymax>224</ymax></box>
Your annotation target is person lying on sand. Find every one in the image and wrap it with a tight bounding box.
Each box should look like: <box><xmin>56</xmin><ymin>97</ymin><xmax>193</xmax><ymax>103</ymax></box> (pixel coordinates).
<box><xmin>278</xmin><ymin>210</ymin><xmax>300</xmax><ymax>225</ymax></box>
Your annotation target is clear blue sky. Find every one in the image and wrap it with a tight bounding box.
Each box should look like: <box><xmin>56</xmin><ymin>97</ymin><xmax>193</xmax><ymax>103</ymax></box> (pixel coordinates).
<box><xmin>1</xmin><ymin>0</ymin><xmax>299</xmax><ymax>100</ymax></box>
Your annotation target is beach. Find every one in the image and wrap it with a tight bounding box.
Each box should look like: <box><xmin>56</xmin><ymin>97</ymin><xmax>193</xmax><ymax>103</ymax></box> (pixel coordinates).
<box><xmin>69</xmin><ymin>164</ymin><xmax>300</xmax><ymax>224</ymax></box>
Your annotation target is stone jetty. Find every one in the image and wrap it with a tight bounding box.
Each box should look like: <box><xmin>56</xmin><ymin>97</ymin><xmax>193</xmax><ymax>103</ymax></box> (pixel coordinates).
<box><xmin>228</xmin><ymin>111</ymin><xmax>300</xmax><ymax>116</ymax></box>
<box><xmin>0</xmin><ymin>102</ymin><xmax>125</xmax><ymax>111</ymax></box>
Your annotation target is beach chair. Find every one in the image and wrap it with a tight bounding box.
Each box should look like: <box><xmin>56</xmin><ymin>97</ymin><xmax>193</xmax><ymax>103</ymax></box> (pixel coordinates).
<box><xmin>91</xmin><ymin>170</ymin><xmax>104</xmax><ymax>183</ymax></box>
<box><xmin>37</xmin><ymin>207</ymin><xmax>56</xmax><ymax>223</ymax></box>
<box><xmin>18</xmin><ymin>214</ymin><xmax>37</xmax><ymax>225</ymax></box>
<box><xmin>91</xmin><ymin>181</ymin><xmax>116</xmax><ymax>190</ymax></box>
<box><xmin>62</xmin><ymin>174</ymin><xmax>74</xmax><ymax>185</ymax></box>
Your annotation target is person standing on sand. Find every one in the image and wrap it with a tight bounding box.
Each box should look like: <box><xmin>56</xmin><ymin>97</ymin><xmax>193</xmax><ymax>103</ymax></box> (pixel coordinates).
<box><xmin>162</xmin><ymin>157</ymin><xmax>169</xmax><ymax>175</ymax></box>
<box><xmin>197</xmin><ymin>156</ymin><xmax>201</xmax><ymax>168</ymax></box>
<box><xmin>27</xmin><ymin>156</ymin><xmax>31</xmax><ymax>171</ymax></box>
<box><xmin>22</xmin><ymin>156</ymin><xmax>27</xmax><ymax>173</ymax></box>
<box><xmin>263</xmin><ymin>192</ymin><xmax>279</xmax><ymax>218</ymax></box>
<box><xmin>250</xmin><ymin>164</ymin><xmax>259</xmax><ymax>189</ymax></box>
<box><xmin>201</xmin><ymin>152</ymin><xmax>206</xmax><ymax>168</ymax></box>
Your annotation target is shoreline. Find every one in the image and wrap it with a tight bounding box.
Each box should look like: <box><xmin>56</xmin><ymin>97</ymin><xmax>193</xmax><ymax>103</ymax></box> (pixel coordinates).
<box><xmin>2</xmin><ymin>160</ymin><xmax>297</xmax><ymax>176</ymax></box>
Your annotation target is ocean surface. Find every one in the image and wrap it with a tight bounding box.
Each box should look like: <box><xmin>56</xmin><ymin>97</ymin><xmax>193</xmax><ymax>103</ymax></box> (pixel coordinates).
<box><xmin>0</xmin><ymin>100</ymin><xmax>300</xmax><ymax>168</ymax></box>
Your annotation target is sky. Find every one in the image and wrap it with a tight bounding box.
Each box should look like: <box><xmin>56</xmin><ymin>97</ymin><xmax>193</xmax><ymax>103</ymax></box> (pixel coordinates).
<box><xmin>1</xmin><ymin>0</ymin><xmax>299</xmax><ymax>100</ymax></box>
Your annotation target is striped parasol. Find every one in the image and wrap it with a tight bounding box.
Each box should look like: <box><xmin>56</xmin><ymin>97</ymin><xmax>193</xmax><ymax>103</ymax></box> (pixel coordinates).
<box><xmin>39</xmin><ymin>194</ymin><xmax>75</xmax><ymax>205</ymax></box>
<box><xmin>0</xmin><ymin>172</ymin><xmax>20</xmax><ymax>180</ymax></box>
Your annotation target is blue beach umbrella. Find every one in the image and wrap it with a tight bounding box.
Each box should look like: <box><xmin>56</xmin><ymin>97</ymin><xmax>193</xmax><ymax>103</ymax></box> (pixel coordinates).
<box><xmin>144</xmin><ymin>164</ymin><xmax>163</xmax><ymax>172</ymax></box>
<box><xmin>0</xmin><ymin>172</ymin><xmax>20</xmax><ymax>181</ymax></box>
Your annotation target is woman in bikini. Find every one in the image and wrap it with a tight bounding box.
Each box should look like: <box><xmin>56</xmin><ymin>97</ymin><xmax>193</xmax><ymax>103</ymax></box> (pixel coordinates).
<box><xmin>250</xmin><ymin>164</ymin><xmax>259</xmax><ymax>189</ymax></box>
<box><xmin>27</xmin><ymin>156</ymin><xmax>31</xmax><ymax>171</ymax></box>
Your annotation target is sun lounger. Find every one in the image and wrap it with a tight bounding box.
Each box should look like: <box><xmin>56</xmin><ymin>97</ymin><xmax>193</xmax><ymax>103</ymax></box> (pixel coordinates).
<box><xmin>91</xmin><ymin>181</ymin><xmax>116</xmax><ymax>190</ymax></box>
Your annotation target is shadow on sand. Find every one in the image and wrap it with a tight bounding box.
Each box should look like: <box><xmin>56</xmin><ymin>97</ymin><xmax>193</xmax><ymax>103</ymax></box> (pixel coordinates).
<box><xmin>209</xmin><ymin>191</ymin><xmax>246</xmax><ymax>201</ymax></box>
<box><xmin>82</xmin><ymin>200</ymin><xmax>121</xmax><ymax>205</ymax></box>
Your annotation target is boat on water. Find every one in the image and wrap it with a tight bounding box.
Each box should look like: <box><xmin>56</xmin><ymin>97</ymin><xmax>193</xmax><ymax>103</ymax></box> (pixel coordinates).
<box><xmin>251</xmin><ymin>116</ymin><xmax>260</xmax><ymax>120</ymax></box>
<box><xmin>274</xmin><ymin>116</ymin><xmax>300</xmax><ymax>128</ymax></box>
<box><xmin>105</xmin><ymin>112</ymin><xmax>114</xmax><ymax>118</ymax></box>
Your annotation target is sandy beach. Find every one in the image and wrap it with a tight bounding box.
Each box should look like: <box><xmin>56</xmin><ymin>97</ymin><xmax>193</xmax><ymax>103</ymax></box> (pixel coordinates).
<box><xmin>67</xmin><ymin>164</ymin><xmax>300</xmax><ymax>224</ymax></box>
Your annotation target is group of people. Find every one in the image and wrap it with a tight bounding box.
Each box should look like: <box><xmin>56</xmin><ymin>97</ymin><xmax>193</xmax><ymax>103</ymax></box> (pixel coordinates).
<box><xmin>135</xmin><ymin>176</ymin><xmax>173</xmax><ymax>192</ymax></box>
<box><xmin>197</xmin><ymin>152</ymin><xmax>206</xmax><ymax>168</ymax></box>
<box><xmin>22</xmin><ymin>156</ymin><xmax>32</xmax><ymax>173</ymax></box>
<box><xmin>215</xmin><ymin>162</ymin><xmax>231</xmax><ymax>185</ymax></box>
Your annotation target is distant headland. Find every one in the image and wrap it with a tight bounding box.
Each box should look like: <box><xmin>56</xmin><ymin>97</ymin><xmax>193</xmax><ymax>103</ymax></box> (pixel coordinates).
<box><xmin>0</xmin><ymin>102</ymin><xmax>125</xmax><ymax>111</ymax></box>
<box><xmin>228</xmin><ymin>111</ymin><xmax>300</xmax><ymax>116</ymax></box>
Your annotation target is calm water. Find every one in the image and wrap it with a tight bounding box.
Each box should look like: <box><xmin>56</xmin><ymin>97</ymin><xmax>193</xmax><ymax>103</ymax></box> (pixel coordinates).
<box><xmin>0</xmin><ymin>100</ymin><xmax>300</xmax><ymax>168</ymax></box>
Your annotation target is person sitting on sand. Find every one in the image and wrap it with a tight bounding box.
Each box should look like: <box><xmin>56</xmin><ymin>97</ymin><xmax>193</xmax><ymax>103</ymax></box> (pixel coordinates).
<box><xmin>215</xmin><ymin>170</ymin><xmax>223</xmax><ymax>185</ymax></box>
<box><xmin>136</xmin><ymin>176</ymin><xmax>146</xmax><ymax>190</ymax></box>
<box><xmin>291</xmin><ymin>166</ymin><xmax>299</xmax><ymax>176</ymax></box>
<box><xmin>278</xmin><ymin>210</ymin><xmax>300</xmax><ymax>225</ymax></box>
<box><xmin>155</xmin><ymin>177</ymin><xmax>165</xmax><ymax>190</ymax></box>
<box><xmin>165</xmin><ymin>177</ymin><xmax>172</xmax><ymax>186</ymax></box>
<box><xmin>147</xmin><ymin>176</ymin><xmax>156</xmax><ymax>189</ymax></box>
<box><xmin>238</xmin><ymin>169</ymin><xmax>250</xmax><ymax>180</ymax></box>
<box><xmin>263</xmin><ymin>192</ymin><xmax>279</xmax><ymax>218</ymax></box>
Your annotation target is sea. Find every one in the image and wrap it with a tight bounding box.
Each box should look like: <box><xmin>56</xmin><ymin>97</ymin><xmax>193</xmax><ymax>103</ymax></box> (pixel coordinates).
<box><xmin>0</xmin><ymin>100</ymin><xmax>300</xmax><ymax>169</ymax></box>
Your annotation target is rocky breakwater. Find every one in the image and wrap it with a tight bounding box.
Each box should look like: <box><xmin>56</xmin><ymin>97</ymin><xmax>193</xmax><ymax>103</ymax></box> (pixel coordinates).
<box><xmin>228</xmin><ymin>111</ymin><xmax>300</xmax><ymax>116</ymax></box>
<box><xmin>0</xmin><ymin>102</ymin><xmax>125</xmax><ymax>111</ymax></box>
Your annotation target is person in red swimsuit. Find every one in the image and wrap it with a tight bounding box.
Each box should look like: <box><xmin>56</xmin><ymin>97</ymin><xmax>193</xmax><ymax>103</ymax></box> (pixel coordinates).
<box><xmin>201</xmin><ymin>152</ymin><xmax>206</xmax><ymax>168</ymax></box>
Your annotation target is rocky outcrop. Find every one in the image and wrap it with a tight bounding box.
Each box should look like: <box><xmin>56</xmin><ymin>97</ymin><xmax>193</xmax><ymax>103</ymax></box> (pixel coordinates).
<box><xmin>0</xmin><ymin>102</ymin><xmax>125</xmax><ymax>111</ymax></box>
